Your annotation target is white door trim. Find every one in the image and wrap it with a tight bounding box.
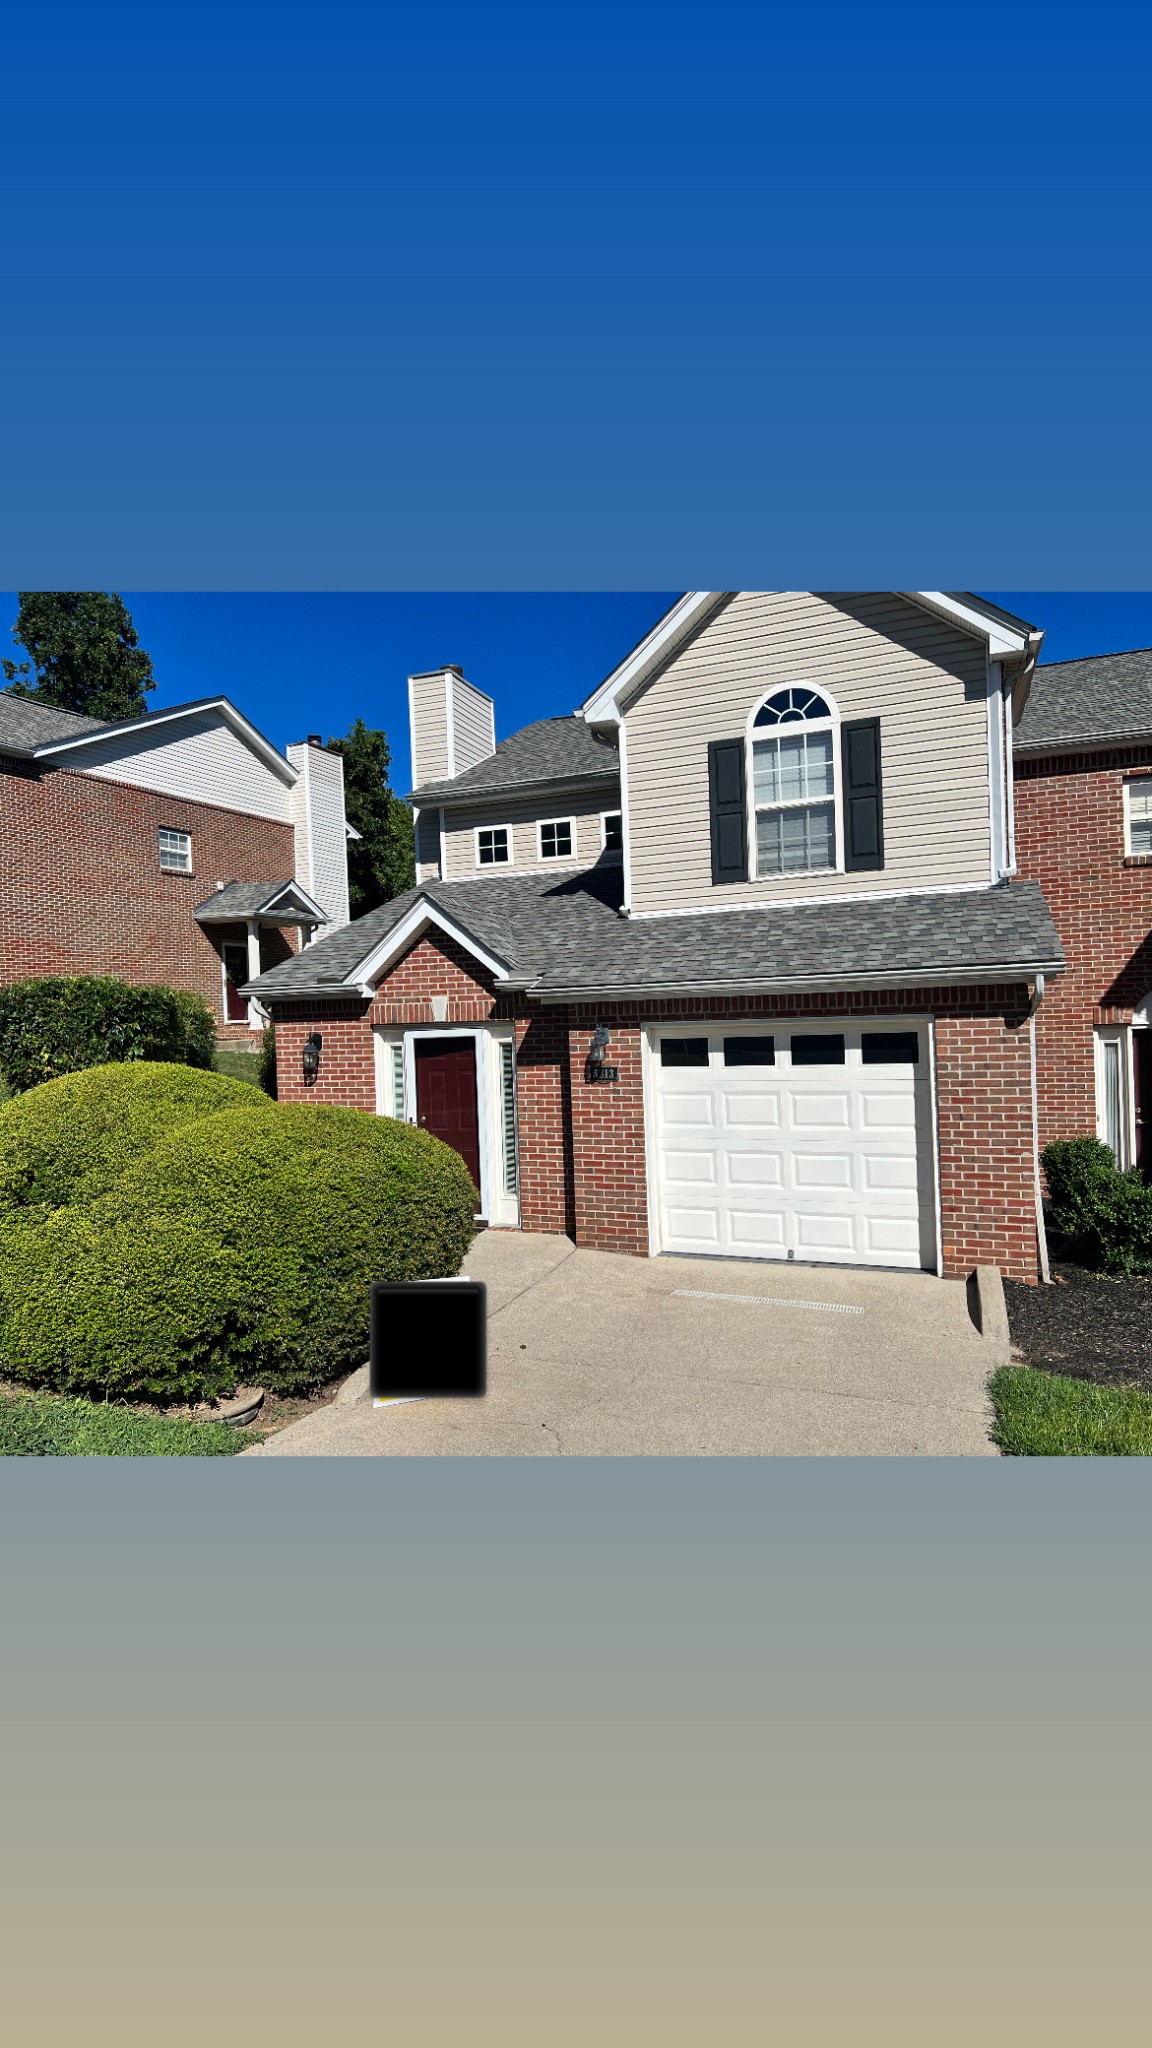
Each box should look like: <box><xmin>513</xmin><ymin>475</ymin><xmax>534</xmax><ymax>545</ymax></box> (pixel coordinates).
<box><xmin>372</xmin><ymin>1022</ymin><xmax>520</xmax><ymax>1228</ymax></box>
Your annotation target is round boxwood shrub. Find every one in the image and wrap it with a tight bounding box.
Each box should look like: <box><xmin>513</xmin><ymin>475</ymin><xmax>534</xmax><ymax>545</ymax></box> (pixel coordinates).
<box><xmin>0</xmin><ymin>1090</ymin><xmax>478</xmax><ymax>1403</ymax></box>
<box><xmin>0</xmin><ymin>975</ymin><xmax>217</xmax><ymax>1093</ymax></box>
<box><xmin>0</xmin><ymin>1061</ymin><xmax>272</xmax><ymax>1216</ymax></box>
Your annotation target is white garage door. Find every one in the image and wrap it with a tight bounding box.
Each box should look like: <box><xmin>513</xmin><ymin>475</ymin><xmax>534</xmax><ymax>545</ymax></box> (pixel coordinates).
<box><xmin>651</xmin><ymin>1024</ymin><xmax>936</xmax><ymax>1271</ymax></box>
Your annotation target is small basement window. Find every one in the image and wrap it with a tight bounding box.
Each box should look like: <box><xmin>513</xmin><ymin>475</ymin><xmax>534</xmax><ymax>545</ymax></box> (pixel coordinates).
<box><xmin>659</xmin><ymin>1038</ymin><xmax>710</xmax><ymax>1068</ymax></box>
<box><xmin>159</xmin><ymin>828</ymin><xmax>192</xmax><ymax>872</ymax></box>
<box><xmin>476</xmin><ymin>825</ymin><xmax>510</xmax><ymax>866</ymax></box>
<box><xmin>539</xmin><ymin>819</ymin><xmax>574</xmax><ymax>860</ymax></box>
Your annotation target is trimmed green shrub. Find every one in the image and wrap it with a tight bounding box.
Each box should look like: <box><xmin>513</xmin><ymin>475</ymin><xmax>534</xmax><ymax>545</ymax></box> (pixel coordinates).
<box><xmin>0</xmin><ymin>1086</ymin><xmax>478</xmax><ymax>1403</ymax></box>
<box><xmin>0</xmin><ymin>1061</ymin><xmax>272</xmax><ymax>1215</ymax></box>
<box><xmin>257</xmin><ymin>1022</ymin><xmax>277</xmax><ymax>1098</ymax></box>
<box><xmin>1042</xmin><ymin>1135</ymin><xmax>1152</xmax><ymax>1274</ymax></box>
<box><xmin>0</xmin><ymin>975</ymin><xmax>216</xmax><ymax>1092</ymax></box>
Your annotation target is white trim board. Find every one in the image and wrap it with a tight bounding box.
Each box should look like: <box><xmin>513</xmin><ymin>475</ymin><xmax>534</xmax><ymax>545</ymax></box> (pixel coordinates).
<box><xmin>347</xmin><ymin>898</ymin><xmax>512</xmax><ymax>992</ymax></box>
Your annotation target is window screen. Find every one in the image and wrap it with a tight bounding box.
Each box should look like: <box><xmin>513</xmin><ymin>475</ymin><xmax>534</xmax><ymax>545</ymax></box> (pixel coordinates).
<box><xmin>723</xmin><ymin>1036</ymin><xmax>775</xmax><ymax>1065</ymax></box>
<box><xmin>789</xmin><ymin>1034</ymin><xmax>845</xmax><ymax>1066</ymax></box>
<box><xmin>659</xmin><ymin>1038</ymin><xmax>709</xmax><ymax>1068</ymax></box>
<box><xmin>861</xmin><ymin>1032</ymin><xmax>919</xmax><ymax>1065</ymax></box>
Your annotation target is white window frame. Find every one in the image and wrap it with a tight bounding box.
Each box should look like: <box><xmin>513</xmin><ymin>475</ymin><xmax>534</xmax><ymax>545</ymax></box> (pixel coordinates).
<box><xmin>538</xmin><ymin>816</ymin><xmax>575</xmax><ymax>862</ymax></box>
<box><xmin>745</xmin><ymin>684</ymin><xmax>842</xmax><ymax>882</ymax></box>
<box><xmin>159</xmin><ymin>827</ymin><xmax>192</xmax><ymax>873</ymax></box>
<box><xmin>474</xmin><ymin>822</ymin><xmax>512</xmax><ymax>868</ymax></box>
<box><xmin>1094</xmin><ymin>1024</ymin><xmax>1135</xmax><ymax>1166</ymax></box>
<box><xmin>1123</xmin><ymin>777</ymin><xmax>1152</xmax><ymax>856</ymax></box>
<box><xmin>600</xmin><ymin>810</ymin><xmax>623</xmax><ymax>857</ymax></box>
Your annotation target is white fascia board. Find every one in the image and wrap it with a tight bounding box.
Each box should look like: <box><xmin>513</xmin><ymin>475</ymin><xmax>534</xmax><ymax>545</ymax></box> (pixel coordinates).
<box><xmin>1014</xmin><ymin>727</ymin><xmax>1152</xmax><ymax>756</ymax></box>
<box><xmin>902</xmin><ymin>593</ymin><xmax>1039</xmax><ymax>660</ymax></box>
<box><xmin>32</xmin><ymin>698</ymin><xmax>298</xmax><ymax>783</ymax></box>
<box><xmin>259</xmin><ymin>881</ymin><xmax>331</xmax><ymax>921</ymax></box>
<box><xmin>530</xmin><ymin>962</ymin><xmax>1063</xmax><ymax>1002</ymax></box>
<box><xmin>344</xmin><ymin>900</ymin><xmax>512</xmax><ymax>993</ymax></box>
<box><xmin>579</xmin><ymin>592</ymin><xmax>728</xmax><ymax>724</ymax></box>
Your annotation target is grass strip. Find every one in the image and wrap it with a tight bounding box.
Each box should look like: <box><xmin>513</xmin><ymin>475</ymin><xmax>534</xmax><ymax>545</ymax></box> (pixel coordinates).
<box><xmin>989</xmin><ymin>1364</ymin><xmax>1152</xmax><ymax>1456</ymax></box>
<box><xmin>0</xmin><ymin>1389</ymin><xmax>259</xmax><ymax>1456</ymax></box>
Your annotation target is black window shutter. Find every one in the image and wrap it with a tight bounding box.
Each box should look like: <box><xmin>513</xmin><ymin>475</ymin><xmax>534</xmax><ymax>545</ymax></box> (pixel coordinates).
<box><xmin>841</xmin><ymin>718</ymin><xmax>884</xmax><ymax>872</ymax></box>
<box><xmin>708</xmin><ymin>738</ymin><xmax>748</xmax><ymax>884</ymax></box>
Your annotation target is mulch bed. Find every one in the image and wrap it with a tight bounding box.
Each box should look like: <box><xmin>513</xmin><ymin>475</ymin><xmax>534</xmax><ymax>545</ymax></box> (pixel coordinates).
<box><xmin>1004</xmin><ymin>1242</ymin><xmax>1152</xmax><ymax>1395</ymax></box>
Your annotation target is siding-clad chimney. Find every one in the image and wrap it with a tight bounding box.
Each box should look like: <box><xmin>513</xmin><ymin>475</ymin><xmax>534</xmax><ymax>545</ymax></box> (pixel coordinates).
<box><xmin>408</xmin><ymin>666</ymin><xmax>496</xmax><ymax>884</ymax></box>
<box><xmin>286</xmin><ymin>740</ymin><xmax>351</xmax><ymax>935</ymax></box>
<box><xmin>408</xmin><ymin>666</ymin><xmax>496</xmax><ymax>790</ymax></box>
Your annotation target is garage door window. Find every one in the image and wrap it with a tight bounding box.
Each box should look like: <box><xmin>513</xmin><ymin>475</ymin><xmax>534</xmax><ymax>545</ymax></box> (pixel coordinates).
<box><xmin>862</xmin><ymin>1032</ymin><xmax>919</xmax><ymax>1064</ymax></box>
<box><xmin>723</xmin><ymin>1037</ymin><xmax>775</xmax><ymax>1065</ymax></box>
<box><xmin>660</xmin><ymin>1038</ymin><xmax>710</xmax><ymax>1067</ymax></box>
<box><xmin>790</xmin><ymin>1034</ymin><xmax>845</xmax><ymax>1065</ymax></box>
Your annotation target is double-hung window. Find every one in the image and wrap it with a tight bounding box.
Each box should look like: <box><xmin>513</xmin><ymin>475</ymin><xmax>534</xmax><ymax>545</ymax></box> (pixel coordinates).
<box><xmin>1125</xmin><ymin>780</ymin><xmax>1152</xmax><ymax>855</ymax></box>
<box><xmin>159</xmin><ymin>827</ymin><xmax>192</xmax><ymax>873</ymax></box>
<box><xmin>749</xmin><ymin>687</ymin><xmax>838</xmax><ymax>877</ymax></box>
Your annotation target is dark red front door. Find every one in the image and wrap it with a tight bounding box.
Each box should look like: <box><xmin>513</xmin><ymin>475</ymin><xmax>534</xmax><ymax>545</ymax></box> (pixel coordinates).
<box><xmin>415</xmin><ymin>1039</ymin><xmax>481</xmax><ymax>1195</ymax></box>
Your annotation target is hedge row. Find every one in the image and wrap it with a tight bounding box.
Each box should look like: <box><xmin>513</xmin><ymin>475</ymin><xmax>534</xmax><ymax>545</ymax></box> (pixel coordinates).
<box><xmin>0</xmin><ymin>976</ymin><xmax>216</xmax><ymax>1092</ymax></box>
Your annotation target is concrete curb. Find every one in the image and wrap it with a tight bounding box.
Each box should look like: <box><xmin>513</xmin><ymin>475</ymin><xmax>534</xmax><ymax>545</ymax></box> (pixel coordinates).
<box><xmin>967</xmin><ymin>1265</ymin><xmax>1011</xmax><ymax>1354</ymax></box>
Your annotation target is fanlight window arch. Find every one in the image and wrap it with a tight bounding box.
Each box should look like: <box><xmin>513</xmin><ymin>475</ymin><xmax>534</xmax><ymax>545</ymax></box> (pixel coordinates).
<box><xmin>748</xmin><ymin>685</ymin><xmax>840</xmax><ymax>877</ymax></box>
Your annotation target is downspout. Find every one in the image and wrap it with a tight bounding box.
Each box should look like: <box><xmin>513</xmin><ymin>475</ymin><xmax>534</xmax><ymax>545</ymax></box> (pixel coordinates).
<box><xmin>1027</xmin><ymin>974</ymin><xmax>1051</xmax><ymax>1283</ymax></box>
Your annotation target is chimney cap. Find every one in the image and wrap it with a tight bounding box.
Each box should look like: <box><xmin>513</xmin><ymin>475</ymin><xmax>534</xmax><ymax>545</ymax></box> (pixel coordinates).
<box><xmin>307</xmin><ymin>734</ymin><xmax>322</xmax><ymax>746</ymax></box>
<box><xmin>444</xmin><ymin>664</ymin><xmax>464</xmax><ymax>677</ymax></box>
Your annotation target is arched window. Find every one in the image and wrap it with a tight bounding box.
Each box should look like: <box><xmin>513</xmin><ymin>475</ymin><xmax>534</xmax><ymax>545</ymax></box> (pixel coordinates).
<box><xmin>747</xmin><ymin>685</ymin><xmax>840</xmax><ymax>877</ymax></box>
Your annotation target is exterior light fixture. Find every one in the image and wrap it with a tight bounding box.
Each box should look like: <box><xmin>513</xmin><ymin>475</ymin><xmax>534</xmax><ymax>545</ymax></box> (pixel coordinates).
<box><xmin>587</xmin><ymin>1024</ymin><xmax>617</xmax><ymax>1084</ymax></box>
<box><xmin>302</xmin><ymin>1032</ymin><xmax>323</xmax><ymax>1085</ymax></box>
<box><xmin>590</xmin><ymin>1025</ymin><xmax>611</xmax><ymax>1054</ymax></box>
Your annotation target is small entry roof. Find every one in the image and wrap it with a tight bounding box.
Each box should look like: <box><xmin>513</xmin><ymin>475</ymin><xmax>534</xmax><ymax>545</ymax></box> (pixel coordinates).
<box><xmin>194</xmin><ymin>880</ymin><xmax>331</xmax><ymax>926</ymax></box>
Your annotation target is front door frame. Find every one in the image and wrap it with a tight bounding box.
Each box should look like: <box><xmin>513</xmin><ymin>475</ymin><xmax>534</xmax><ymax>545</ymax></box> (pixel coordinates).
<box><xmin>409</xmin><ymin>1030</ymin><xmax>486</xmax><ymax>1211</ymax></box>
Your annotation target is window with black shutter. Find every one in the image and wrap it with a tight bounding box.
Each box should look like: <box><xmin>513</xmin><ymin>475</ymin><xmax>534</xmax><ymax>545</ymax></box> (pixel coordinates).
<box><xmin>841</xmin><ymin>718</ymin><xmax>884</xmax><ymax>872</ymax></box>
<box><xmin>708</xmin><ymin>738</ymin><xmax>748</xmax><ymax>884</ymax></box>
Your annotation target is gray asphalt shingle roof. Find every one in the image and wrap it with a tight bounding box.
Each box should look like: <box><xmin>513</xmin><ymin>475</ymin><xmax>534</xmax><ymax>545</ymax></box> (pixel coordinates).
<box><xmin>194</xmin><ymin>882</ymin><xmax>325</xmax><ymax>922</ymax></box>
<box><xmin>1014</xmin><ymin>649</ymin><xmax>1152</xmax><ymax>752</ymax></box>
<box><xmin>409</xmin><ymin>716</ymin><xmax>620</xmax><ymax>805</ymax></box>
<box><xmin>0</xmin><ymin>691</ymin><xmax>110</xmax><ymax>751</ymax></box>
<box><xmin>246</xmin><ymin>869</ymin><xmax>1064</xmax><ymax>1001</ymax></box>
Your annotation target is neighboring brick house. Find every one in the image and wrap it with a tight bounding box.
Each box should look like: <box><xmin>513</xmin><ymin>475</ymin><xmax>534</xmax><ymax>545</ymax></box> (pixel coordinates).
<box><xmin>250</xmin><ymin>593</ymin><xmax>1066</xmax><ymax>1283</ymax></box>
<box><xmin>1012</xmin><ymin>648</ymin><xmax>1152</xmax><ymax>1170</ymax></box>
<box><xmin>0</xmin><ymin>691</ymin><xmax>352</xmax><ymax>1043</ymax></box>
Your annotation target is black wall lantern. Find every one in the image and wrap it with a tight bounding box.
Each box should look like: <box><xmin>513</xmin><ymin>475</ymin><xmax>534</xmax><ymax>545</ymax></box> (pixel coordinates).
<box><xmin>302</xmin><ymin>1031</ymin><xmax>323</xmax><ymax>1085</ymax></box>
<box><xmin>587</xmin><ymin>1024</ymin><xmax>617</xmax><ymax>1084</ymax></box>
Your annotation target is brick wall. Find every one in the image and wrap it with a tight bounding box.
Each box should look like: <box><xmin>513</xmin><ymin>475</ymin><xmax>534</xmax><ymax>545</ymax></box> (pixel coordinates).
<box><xmin>0</xmin><ymin>763</ymin><xmax>300</xmax><ymax>1040</ymax></box>
<box><xmin>1015</xmin><ymin>746</ymin><xmax>1152</xmax><ymax>1150</ymax></box>
<box><xmin>267</xmin><ymin>930</ymin><xmax>1042</xmax><ymax>1281</ymax></box>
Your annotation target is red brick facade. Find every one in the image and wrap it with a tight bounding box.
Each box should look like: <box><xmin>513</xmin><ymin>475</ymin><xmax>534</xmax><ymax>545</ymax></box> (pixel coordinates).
<box><xmin>1014</xmin><ymin>745</ymin><xmax>1152</xmax><ymax>1152</ymax></box>
<box><xmin>265</xmin><ymin>930</ymin><xmax>1042</xmax><ymax>1282</ymax></box>
<box><xmin>0</xmin><ymin>762</ymin><xmax>299</xmax><ymax>1042</ymax></box>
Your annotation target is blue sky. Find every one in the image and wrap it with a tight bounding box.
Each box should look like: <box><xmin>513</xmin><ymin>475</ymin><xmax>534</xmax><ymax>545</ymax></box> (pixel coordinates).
<box><xmin>2</xmin><ymin>5</ymin><xmax>1150</xmax><ymax>583</ymax></box>
<box><xmin>4</xmin><ymin>592</ymin><xmax>1151</xmax><ymax>792</ymax></box>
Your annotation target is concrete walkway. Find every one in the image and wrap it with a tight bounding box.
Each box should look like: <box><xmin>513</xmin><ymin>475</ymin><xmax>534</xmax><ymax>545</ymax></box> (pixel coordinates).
<box><xmin>243</xmin><ymin>1231</ymin><xmax>1004</xmax><ymax>1457</ymax></box>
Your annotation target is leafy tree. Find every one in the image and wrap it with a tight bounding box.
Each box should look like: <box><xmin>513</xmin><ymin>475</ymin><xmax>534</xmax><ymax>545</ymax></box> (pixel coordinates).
<box><xmin>3</xmin><ymin>591</ymin><xmax>155</xmax><ymax>721</ymax></box>
<box><xmin>325</xmin><ymin>719</ymin><xmax>415</xmax><ymax>917</ymax></box>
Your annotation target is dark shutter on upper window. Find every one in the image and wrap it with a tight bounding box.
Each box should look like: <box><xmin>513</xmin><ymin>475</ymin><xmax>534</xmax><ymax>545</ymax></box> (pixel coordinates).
<box><xmin>708</xmin><ymin>738</ymin><xmax>748</xmax><ymax>884</ymax></box>
<box><xmin>841</xmin><ymin>718</ymin><xmax>884</xmax><ymax>872</ymax></box>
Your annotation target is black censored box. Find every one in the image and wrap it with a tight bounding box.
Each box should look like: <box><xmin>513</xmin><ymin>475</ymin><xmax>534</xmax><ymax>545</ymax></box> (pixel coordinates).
<box><xmin>369</xmin><ymin>1280</ymin><xmax>487</xmax><ymax>1402</ymax></box>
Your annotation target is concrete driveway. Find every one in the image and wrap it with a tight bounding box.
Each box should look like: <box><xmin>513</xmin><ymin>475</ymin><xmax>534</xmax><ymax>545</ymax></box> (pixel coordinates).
<box><xmin>243</xmin><ymin>1230</ymin><xmax>1004</xmax><ymax>1457</ymax></box>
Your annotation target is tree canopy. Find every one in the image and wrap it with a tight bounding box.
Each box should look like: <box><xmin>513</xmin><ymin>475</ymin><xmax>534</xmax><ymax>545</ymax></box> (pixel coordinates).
<box><xmin>325</xmin><ymin>719</ymin><xmax>415</xmax><ymax>916</ymax></box>
<box><xmin>3</xmin><ymin>591</ymin><xmax>156</xmax><ymax>721</ymax></box>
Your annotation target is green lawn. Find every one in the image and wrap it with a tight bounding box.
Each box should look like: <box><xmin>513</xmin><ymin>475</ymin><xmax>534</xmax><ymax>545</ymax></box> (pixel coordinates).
<box><xmin>212</xmin><ymin>1044</ymin><xmax>262</xmax><ymax>1085</ymax></box>
<box><xmin>989</xmin><ymin>1365</ymin><xmax>1152</xmax><ymax>1456</ymax></box>
<box><xmin>0</xmin><ymin>1388</ymin><xmax>260</xmax><ymax>1456</ymax></box>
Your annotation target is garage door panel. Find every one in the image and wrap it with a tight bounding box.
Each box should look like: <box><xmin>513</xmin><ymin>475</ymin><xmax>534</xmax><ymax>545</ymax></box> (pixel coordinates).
<box><xmin>794</xmin><ymin>1212</ymin><xmax>856</xmax><ymax>1251</ymax></box>
<box><xmin>722</xmin><ymin>1094</ymin><xmax>781</xmax><ymax>1128</ymax></box>
<box><xmin>666</xmin><ymin>1207</ymin><xmax>721</xmax><ymax>1244</ymax></box>
<box><xmin>727</xmin><ymin>1152</ymin><xmax>783</xmax><ymax>1187</ymax></box>
<box><xmin>860</xmin><ymin>1091</ymin><xmax>917</xmax><ymax>1129</ymax></box>
<box><xmin>728</xmin><ymin>1211</ymin><xmax>787</xmax><ymax>1252</ymax></box>
<box><xmin>793</xmin><ymin>1152</ymin><xmax>853</xmax><ymax>1188</ymax></box>
<box><xmin>792</xmin><ymin>1092</ymin><xmax>852</xmax><ymax>1128</ymax></box>
<box><xmin>862</xmin><ymin>1154</ymin><xmax>918</xmax><ymax>1191</ymax></box>
<box><xmin>660</xmin><ymin>1094</ymin><xmax>716</xmax><ymax>1128</ymax></box>
<box><xmin>662</xmin><ymin>1150</ymin><xmax>717</xmax><ymax>1185</ymax></box>
<box><xmin>865</xmin><ymin>1216</ymin><xmax>923</xmax><ymax>1254</ymax></box>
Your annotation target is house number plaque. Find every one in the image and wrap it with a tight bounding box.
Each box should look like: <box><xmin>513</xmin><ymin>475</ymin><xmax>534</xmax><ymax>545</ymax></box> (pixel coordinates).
<box><xmin>588</xmin><ymin>1062</ymin><xmax>619</xmax><ymax>1083</ymax></box>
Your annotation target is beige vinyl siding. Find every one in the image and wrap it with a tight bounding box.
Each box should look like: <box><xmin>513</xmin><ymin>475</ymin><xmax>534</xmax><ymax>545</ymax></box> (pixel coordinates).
<box><xmin>409</xmin><ymin>673</ymin><xmax>452</xmax><ymax>786</ymax></box>
<box><xmin>285</xmin><ymin>743</ymin><xmax>350</xmax><ymax>932</ymax></box>
<box><xmin>448</xmin><ymin>675</ymin><xmax>496</xmax><ymax>775</ymax></box>
<box><xmin>442</xmin><ymin>789</ymin><xmax>620</xmax><ymax>879</ymax></box>
<box><xmin>414</xmin><ymin>807</ymin><xmax>442</xmax><ymax>882</ymax></box>
<box><xmin>624</xmin><ymin>592</ymin><xmax>992</xmax><ymax>914</ymax></box>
